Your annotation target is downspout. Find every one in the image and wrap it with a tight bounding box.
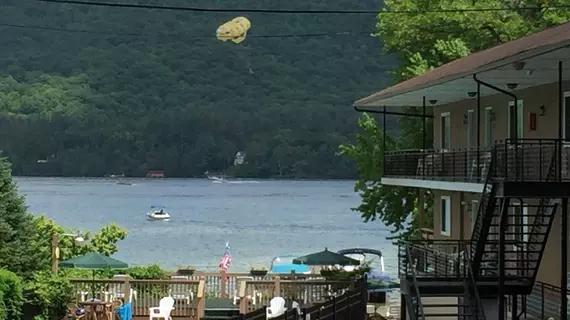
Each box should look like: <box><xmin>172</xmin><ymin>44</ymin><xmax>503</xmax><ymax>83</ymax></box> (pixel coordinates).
<box><xmin>476</xmin><ymin>83</ymin><xmax>481</xmax><ymax>180</ymax></box>
<box><xmin>473</xmin><ymin>73</ymin><xmax>518</xmax><ymax>320</ymax></box>
<box><xmin>558</xmin><ymin>60</ymin><xmax>567</xmax><ymax>320</ymax></box>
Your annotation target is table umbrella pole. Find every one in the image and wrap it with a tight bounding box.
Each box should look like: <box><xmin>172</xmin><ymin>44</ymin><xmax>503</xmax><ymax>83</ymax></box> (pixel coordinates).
<box><xmin>92</xmin><ymin>269</ymin><xmax>96</xmax><ymax>300</ymax></box>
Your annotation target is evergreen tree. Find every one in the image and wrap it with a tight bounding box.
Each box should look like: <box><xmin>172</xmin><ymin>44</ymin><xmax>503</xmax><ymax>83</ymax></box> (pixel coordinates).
<box><xmin>0</xmin><ymin>158</ymin><xmax>37</xmax><ymax>277</ymax></box>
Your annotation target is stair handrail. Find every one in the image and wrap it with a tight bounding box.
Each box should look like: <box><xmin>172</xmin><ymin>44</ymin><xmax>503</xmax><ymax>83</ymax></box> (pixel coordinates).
<box><xmin>525</xmin><ymin>144</ymin><xmax>558</xmax><ymax>283</ymax></box>
<box><xmin>470</xmin><ymin>148</ymin><xmax>497</xmax><ymax>273</ymax></box>
<box><xmin>405</xmin><ymin>242</ymin><xmax>426</xmax><ymax>320</ymax></box>
<box><xmin>464</xmin><ymin>243</ymin><xmax>487</xmax><ymax>320</ymax></box>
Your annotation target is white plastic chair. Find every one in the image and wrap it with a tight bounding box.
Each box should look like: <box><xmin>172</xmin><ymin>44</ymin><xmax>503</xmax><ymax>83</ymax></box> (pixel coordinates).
<box><xmin>149</xmin><ymin>296</ymin><xmax>175</xmax><ymax>320</ymax></box>
<box><xmin>266</xmin><ymin>297</ymin><xmax>286</xmax><ymax>319</ymax></box>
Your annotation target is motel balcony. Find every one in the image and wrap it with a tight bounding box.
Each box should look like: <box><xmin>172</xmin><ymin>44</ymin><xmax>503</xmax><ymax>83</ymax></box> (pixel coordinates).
<box><xmin>383</xmin><ymin>139</ymin><xmax>570</xmax><ymax>189</ymax></box>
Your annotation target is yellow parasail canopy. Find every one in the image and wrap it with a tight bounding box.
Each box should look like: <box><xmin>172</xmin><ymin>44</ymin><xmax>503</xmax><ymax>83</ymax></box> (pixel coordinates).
<box><xmin>216</xmin><ymin>17</ymin><xmax>251</xmax><ymax>44</ymax></box>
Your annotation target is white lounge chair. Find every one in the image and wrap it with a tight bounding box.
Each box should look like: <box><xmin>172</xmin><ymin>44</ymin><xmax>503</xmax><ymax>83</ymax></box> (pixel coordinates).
<box><xmin>149</xmin><ymin>296</ymin><xmax>175</xmax><ymax>320</ymax></box>
<box><xmin>266</xmin><ymin>297</ymin><xmax>286</xmax><ymax>319</ymax></box>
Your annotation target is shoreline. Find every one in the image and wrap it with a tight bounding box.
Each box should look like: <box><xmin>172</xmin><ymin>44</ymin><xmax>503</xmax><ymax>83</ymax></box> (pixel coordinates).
<box><xmin>13</xmin><ymin>176</ymin><xmax>359</xmax><ymax>182</ymax></box>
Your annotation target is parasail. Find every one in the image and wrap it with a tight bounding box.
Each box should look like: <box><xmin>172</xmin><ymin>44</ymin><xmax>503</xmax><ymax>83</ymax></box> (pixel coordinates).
<box><xmin>216</xmin><ymin>17</ymin><xmax>251</xmax><ymax>44</ymax></box>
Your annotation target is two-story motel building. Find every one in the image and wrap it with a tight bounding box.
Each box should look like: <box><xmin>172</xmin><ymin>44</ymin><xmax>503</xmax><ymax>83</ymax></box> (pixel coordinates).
<box><xmin>354</xmin><ymin>21</ymin><xmax>570</xmax><ymax>319</ymax></box>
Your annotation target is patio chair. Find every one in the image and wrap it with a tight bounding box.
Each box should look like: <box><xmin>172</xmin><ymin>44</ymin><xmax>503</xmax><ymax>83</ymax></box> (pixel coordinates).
<box><xmin>64</xmin><ymin>303</ymin><xmax>85</xmax><ymax>320</ymax></box>
<box><xmin>266</xmin><ymin>297</ymin><xmax>286</xmax><ymax>319</ymax></box>
<box><xmin>149</xmin><ymin>296</ymin><xmax>175</xmax><ymax>320</ymax></box>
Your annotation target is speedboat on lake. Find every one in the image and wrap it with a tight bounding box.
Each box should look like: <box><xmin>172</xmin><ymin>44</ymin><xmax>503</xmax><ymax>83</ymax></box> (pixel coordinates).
<box><xmin>147</xmin><ymin>205</ymin><xmax>170</xmax><ymax>221</ymax></box>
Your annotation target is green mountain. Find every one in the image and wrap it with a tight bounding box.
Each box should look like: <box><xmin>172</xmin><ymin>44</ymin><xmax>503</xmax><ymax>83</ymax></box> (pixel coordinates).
<box><xmin>0</xmin><ymin>0</ymin><xmax>395</xmax><ymax>178</ymax></box>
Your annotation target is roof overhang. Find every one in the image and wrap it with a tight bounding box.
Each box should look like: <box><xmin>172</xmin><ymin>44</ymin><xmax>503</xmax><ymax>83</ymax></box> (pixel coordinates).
<box><xmin>355</xmin><ymin>23</ymin><xmax>570</xmax><ymax>109</ymax></box>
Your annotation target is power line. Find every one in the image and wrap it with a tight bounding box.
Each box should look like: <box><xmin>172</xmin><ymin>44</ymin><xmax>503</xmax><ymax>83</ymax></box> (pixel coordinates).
<box><xmin>0</xmin><ymin>22</ymin><xmax>373</xmax><ymax>38</ymax></box>
<box><xmin>34</xmin><ymin>0</ymin><xmax>570</xmax><ymax>15</ymax></box>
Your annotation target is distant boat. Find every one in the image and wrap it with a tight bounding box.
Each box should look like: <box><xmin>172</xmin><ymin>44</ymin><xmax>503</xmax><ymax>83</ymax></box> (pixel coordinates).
<box><xmin>116</xmin><ymin>180</ymin><xmax>132</xmax><ymax>185</ymax></box>
<box><xmin>107</xmin><ymin>173</ymin><xmax>126</xmax><ymax>178</ymax></box>
<box><xmin>205</xmin><ymin>171</ymin><xmax>228</xmax><ymax>183</ymax></box>
<box><xmin>147</xmin><ymin>205</ymin><xmax>170</xmax><ymax>221</ymax></box>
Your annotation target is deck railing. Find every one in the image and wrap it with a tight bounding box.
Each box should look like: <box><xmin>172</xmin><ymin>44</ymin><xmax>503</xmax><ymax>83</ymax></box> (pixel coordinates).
<box><xmin>70</xmin><ymin>277</ymin><xmax>206</xmax><ymax>319</ymax></box>
<box><xmin>186</xmin><ymin>271</ymin><xmax>324</xmax><ymax>298</ymax></box>
<box><xmin>237</xmin><ymin>278</ymin><xmax>354</xmax><ymax>314</ymax></box>
<box><xmin>384</xmin><ymin>138</ymin><xmax>570</xmax><ymax>182</ymax></box>
<box><xmin>398</xmin><ymin>240</ymin><xmax>468</xmax><ymax>280</ymax></box>
<box><xmin>508</xmin><ymin>280</ymin><xmax>570</xmax><ymax>319</ymax></box>
<box><xmin>384</xmin><ymin>148</ymin><xmax>491</xmax><ymax>182</ymax></box>
<box><xmin>69</xmin><ymin>275</ymin><xmax>354</xmax><ymax>318</ymax></box>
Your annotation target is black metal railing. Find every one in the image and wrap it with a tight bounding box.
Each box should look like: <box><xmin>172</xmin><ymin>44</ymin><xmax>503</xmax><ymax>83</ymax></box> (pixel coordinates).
<box><xmin>398</xmin><ymin>240</ymin><xmax>468</xmax><ymax>279</ymax></box>
<box><xmin>508</xmin><ymin>281</ymin><xmax>570</xmax><ymax>319</ymax></box>
<box><xmin>405</xmin><ymin>244</ymin><xmax>426</xmax><ymax>320</ymax></box>
<box><xmin>470</xmin><ymin>148</ymin><xmax>497</xmax><ymax>276</ymax></box>
<box><xmin>463</xmin><ymin>244</ymin><xmax>486</xmax><ymax>320</ymax></box>
<box><xmin>384</xmin><ymin>148</ymin><xmax>491</xmax><ymax>182</ymax></box>
<box><xmin>493</xmin><ymin>139</ymin><xmax>559</xmax><ymax>182</ymax></box>
<box><xmin>384</xmin><ymin>138</ymin><xmax>570</xmax><ymax>182</ymax></box>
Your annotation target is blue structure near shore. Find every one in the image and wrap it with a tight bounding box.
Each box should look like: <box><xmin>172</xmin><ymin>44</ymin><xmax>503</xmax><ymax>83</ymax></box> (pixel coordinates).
<box><xmin>271</xmin><ymin>263</ymin><xmax>310</xmax><ymax>274</ymax></box>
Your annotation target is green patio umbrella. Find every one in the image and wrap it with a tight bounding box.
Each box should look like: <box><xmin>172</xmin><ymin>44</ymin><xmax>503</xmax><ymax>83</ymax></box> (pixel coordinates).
<box><xmin>59</xmin><ymin>252</ymin><xmax>129</xmax><ymax>300</ymax></box>
<box><xmin>292</xmin><ymin>248</ymin><xmax>360</xmax><ymax>266</ymax></box>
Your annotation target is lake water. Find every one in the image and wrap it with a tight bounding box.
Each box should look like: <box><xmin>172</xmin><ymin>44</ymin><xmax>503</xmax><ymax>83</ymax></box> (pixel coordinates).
<box><xmin>14</xmin><ymin>177</ymin><xmax>397</xmax><ymax>275</ymax></box>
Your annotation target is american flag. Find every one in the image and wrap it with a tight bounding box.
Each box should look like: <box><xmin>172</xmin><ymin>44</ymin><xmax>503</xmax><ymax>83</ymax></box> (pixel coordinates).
<box><xmin>218</xmin><ymin>242</ymin><xmax>232</xmax><ymax>271</ymax></box>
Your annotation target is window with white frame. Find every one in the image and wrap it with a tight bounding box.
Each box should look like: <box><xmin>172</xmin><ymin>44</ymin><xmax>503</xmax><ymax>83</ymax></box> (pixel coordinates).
<box><xmin>440</xmin><ymin>196</ymin><xmax>451</xmax><ymax>236</ymax></box>
<box><xmin>470</xmin><ymin>200</ymin><xmax>479</xmax><ymax>232</ymax></box>
<box><xmin>441</xmin><ymin>112</ymin><xmax>451</xmax><ymax>149</ymax></box>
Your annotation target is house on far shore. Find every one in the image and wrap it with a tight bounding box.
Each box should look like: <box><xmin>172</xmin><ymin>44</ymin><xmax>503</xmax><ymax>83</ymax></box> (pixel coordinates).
<box><xmin>146</xmin><ymin>170</ymin><xmax>165</xmax><ymax>178</ymax></box>
<box><xmin>354</xmin><ymin>20</ymin><xmax>570</xmax><ymax>320</ymax></box>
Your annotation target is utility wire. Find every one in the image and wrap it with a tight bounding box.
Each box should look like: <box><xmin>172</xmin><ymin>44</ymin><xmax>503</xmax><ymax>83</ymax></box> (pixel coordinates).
<box><xmin>34</xmin><ymin>0</ymin><xmax>570</xmax><ymax>15</ymax></box>
<box><xmin>0</xmin><ymin>22</ymin><xmax>373</xmax><ymax>38</ymax></box>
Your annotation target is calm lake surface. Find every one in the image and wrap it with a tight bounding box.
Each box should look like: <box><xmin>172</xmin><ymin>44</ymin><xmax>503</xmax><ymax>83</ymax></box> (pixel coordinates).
<box><xmin>14</xmin><ymin>177</ymin><xmax>397</xmax><ymax>275</ymax></box>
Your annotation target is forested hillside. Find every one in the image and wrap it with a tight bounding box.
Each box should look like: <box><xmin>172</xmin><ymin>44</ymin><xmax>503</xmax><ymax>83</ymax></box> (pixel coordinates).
<box><xmin>0</xmin><ymin>0</ymin><xmax>395</xmax><ymax>178</ymax></box>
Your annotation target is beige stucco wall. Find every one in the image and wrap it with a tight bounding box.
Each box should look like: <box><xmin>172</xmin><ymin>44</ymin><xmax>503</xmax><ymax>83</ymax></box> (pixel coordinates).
<box><xmin>432</xmin><ymin>81</ymin><xmax>570</xmax><ymax>149</ymax></box>
<box><xmin>424</xmin><ymin>80</ymin><xmax>570</xmax><ymax>288</ymax></box>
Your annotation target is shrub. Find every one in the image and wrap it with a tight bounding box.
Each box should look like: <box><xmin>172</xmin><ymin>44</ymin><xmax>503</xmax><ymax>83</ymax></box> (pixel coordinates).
<box><xmin>0</xmin><ymin>269</ymin><xmax>24</xmax><ymax>320</ymax></box>
<box><xmin>25</xmin><ymin>272</ymin><xmax>73</xmax><ymax>320</ymax></box>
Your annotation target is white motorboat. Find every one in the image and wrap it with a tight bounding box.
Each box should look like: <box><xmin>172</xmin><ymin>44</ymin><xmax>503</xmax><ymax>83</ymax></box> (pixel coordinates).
<box><xmin>205</xmin><ymin>171</ymin><xmax>228</xmax><ymax>183</ymax></box>
<box><xmin>147</xmin><ymin>205</ymin><xmax>170</xmax><ymax>221</ymax></box>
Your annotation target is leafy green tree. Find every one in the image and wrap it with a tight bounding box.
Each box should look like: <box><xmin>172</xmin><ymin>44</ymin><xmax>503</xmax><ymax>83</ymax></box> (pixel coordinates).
<box><xmin>90</xmin><ymin>223</ymin><xmax>128</xmax><ymax>256</ymax></box>
<box><xmin>31</xmin><ymin>215</ymin><xmax>128</xmax><ymax>271</ymax></box>
<box><xmin>342</xmin><ymin>0</ymin><xmax>569</xmax><ymax>238</ymax></box>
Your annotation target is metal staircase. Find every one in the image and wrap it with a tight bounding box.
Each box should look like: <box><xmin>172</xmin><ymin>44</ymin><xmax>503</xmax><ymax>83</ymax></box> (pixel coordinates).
<box><xmin>401</xmin><ymin>242</ymin><xmax>487</xmax><ymax>319</ymax></box>
<box><xmin>469</xmin><ymin>145</ymin><xmax>559</xmax><ymax>284</ymax></box>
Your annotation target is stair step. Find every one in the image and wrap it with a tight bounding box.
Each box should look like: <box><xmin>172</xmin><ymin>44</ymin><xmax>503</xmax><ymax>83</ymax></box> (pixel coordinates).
<box><xmin>421</xmin><ymin>313</ymin><xmax>472</xmax><ymax>317</ymax></box>
<box><xmin>423</xmin><ymin>304</ymin><xmax>468</xmax><ymax>308</ymax></box>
